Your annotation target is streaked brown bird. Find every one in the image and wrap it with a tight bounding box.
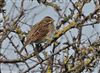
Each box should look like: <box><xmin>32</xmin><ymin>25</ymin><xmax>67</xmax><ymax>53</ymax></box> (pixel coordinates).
<box><xmin>20</xmin><ymin>16</ymin><xmax>55</xmax><ymax>53</ymax></box>
<box><xmin>25</xmin><ymin>16</ymin><xmax>55</xmax><ymax>45</ymax></box>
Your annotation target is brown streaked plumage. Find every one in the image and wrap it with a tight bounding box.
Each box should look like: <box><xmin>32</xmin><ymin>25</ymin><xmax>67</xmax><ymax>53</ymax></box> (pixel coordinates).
<box><xmin>20</xmin><ymin>16</ymin><xmax>55</xmax><ymax>53</ymax></box>
<box><xmin>24</xmin><ymin>16</ymin><xmax>55</xmax><ymax>46</ymax></box>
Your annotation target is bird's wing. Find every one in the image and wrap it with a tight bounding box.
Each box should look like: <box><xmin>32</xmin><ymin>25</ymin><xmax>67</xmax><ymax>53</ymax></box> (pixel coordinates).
<box><xmin>32</xmin><ymin>25</ymin><xmax>49</xmax><ymax>42</ymax></box>
<box><xmin>25</xmin><ymin>22</ymin><xmax>49</xmax><ymax>45</ymax></box>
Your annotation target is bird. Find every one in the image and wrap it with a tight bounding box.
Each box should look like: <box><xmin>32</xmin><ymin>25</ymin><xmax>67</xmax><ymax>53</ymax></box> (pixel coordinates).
<box><xmin>20</xmin><ymin>16</ymin><xmax>55</xmax><ymax>53</ymax></box>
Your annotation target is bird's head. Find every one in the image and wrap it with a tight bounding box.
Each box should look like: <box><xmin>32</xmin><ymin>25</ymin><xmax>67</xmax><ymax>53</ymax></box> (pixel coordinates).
<box><xmin>43</xmin><ymin>16</ymin><xmax>54</xmax><ymax>24</ymax></box>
